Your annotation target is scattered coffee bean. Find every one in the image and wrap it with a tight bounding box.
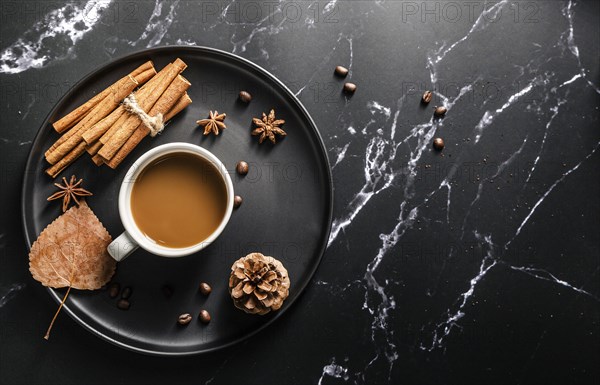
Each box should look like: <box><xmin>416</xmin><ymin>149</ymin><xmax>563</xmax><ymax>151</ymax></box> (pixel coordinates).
<box><xmin>434</xmin><ymin>106</ymin><xmax>447</xmax><ymax>117</ymax></box>
<box><xmin>433</xmin><ymin>138</ymin><xmax>445</xmax><ymax>151</ymax></box>
<box><xmin>162</xmin><ymin>285</ymin><xmax>173</xmax><ymax>298</ymax></box>
<box><xmin>117</xmin><ymin>299</ymin><xmax>130</xmax><ymax>310</ymax></box>
<box><xmin>236</xmin><ymin>161</ymin><xmax>249</xmax><ymax>175</ymax></box>
<box><xmin>109</xmin><ymin>283</ymin><xmax>120</xmax><ymax>298</ymax></box>
<box><xmin>121</xmin><ymin>286</ymin><xmax>132</xmax><ymax>299</ymax></box>
<box><xmin>199</xmin><ymin>282</ymin><xmax>212</xmax><ymax>296</ymax></box>
<box><xmin>199</xmin><ymin>309</ymin><xmax>211</xmax><ymax>324</ymax></box>
<box><xmin>233</xmin><ymin>195</ymin><xmax>243</xmax><ymax>209</ymax></box>
<box><xmin>178</xmin><ymin>313</ymin><xmax>192</xmax><ymax>325</ymax></box>
<box><xmin>343</xmin><ymin>82</ymin><xmax>357</xmax><ymax>94</ymax></box>
<box><xmin>334</xmin><ymin>65</ymin><xmax>349</xmax><ymax>77</ymax></box>
<box><xmin>422</xmin><ymin>90</ymin><xmax>433</xmax><ymax>104</ymax></box>
<box><xmin>239</xmin><ymin>91</ymin><xmax>252</xmax><ymax>103</ymax></box>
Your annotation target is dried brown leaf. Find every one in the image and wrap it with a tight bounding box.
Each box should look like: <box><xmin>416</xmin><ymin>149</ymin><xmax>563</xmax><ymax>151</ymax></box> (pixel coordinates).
<box><xmin>29</xmin><ymin>200</ymin><xmax>115</xmax><ymax>339</ymax></box>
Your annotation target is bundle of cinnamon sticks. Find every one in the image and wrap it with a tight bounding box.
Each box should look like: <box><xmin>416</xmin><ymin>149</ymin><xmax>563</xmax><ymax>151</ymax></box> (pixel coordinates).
<box><xmin>45</xmin><ymin>59</ymin><xmax>192</xmax><ymax>178</ymax></box>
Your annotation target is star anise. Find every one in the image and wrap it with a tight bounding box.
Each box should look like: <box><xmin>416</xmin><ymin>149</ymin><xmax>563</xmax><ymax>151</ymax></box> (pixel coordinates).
<box><xmin>47</xmin><ymin>175</ymin><xmax>93</xmax><ymax>212</ymax></box>
<box><xmin>252</xmin><ymin>109</ymin><xmax>286</xmax><ymax>144</ymax></box>
<box><xmin>197</xmin><ymin>110</ymin><xmax>227</xmax><ymax>136</ymax></box>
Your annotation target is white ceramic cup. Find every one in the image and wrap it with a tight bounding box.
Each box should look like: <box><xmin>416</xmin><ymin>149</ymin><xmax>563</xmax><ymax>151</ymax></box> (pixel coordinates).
<box><xmin>107</xmin><ymin>142</ymin><xmax>234</xmax><ymax>262</ymax></box>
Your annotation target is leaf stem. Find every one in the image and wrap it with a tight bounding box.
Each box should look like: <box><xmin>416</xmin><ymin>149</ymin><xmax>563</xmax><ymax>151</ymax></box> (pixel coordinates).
<box><xmin>44</xmin><ymin>285</ymin><xmax>72</xmax><ymax>340</ymax></box>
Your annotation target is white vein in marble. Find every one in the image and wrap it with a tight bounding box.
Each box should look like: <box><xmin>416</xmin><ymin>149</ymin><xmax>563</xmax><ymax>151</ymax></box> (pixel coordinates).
<box><xmin>133</xmin><ymin>0</ymin><xmax>180</xmax><ymax>48</ymax></box>
<box><xmin>0</xmin><ymin>0</ymin><xmax>113</xmax><ymax>74</ymax></box>
<box><xmin>324</xmin><ymin>84</ymin><xmax>473</xmax><ymax>380</ymax></box>
<box><xmin>429</xmin><ymin>0</ymin><xmax>506</xmax><ymax>67</ymax></box>
<box><xmin>440</xmin><ymin>179</ymin><xmax>452</xmax><ymax>224</ymax></box>
<box><xmin>175</xmin><ymin>38</ymin><xmax>197</xmax><ymax>46</ymax></box>
<box><xmin>328</xmin><ymin>79</ymin><xmax>471</xmax><ymax>246</ymax></box>
<box><xmin>323</xmin><ymin>2</ymin><xmax>600</xmax><ymax>379</ymax></box>
<box><xmin>19</xmin><ymin>95</ymin><xmax>36</xmax><ymax>121</ymax></box>
<box><xmin>506</xmin><ymin>143</ymin><xmax>599</xmax><ymax>249</ymax></box>
<box><xmin>507</xmin><ymin>265</ymin><xmax>599</xmax><ymax>301</ymax></box>
<box><xmin>525</xmin><ymin>96</ymin><xmax>566</xmax><ymax>184</ymax></box>
<box><xmin>473</xmin><ymin>80</ymin><xmax>537</xmax><ymax>143</ymax></box>
<box><xmin>328</xmin><ymin>134</ymin><xmax>397</xmax><ymax>246</ymax></box>
<box><xmin>428</xmin><ymin>141</ymin><xmax>599</xmax><ymax>352</ymax></box>
<box><xmin>561</xmin><ymin>0</ymin><xmax>600</xmax><ymax>94</ymax></box>
<box><xmin>461</xmin><ymin>134</ymin><xmax>529</xmax><ymax>236</ymax></box>
<box><xmin>367</xmin><ymin>101</ymin><xmax>391</xmax><ymax>119</ymax></box>
<box><xmin>363</xmin><ymin>203</ymin><xmax>417</xmax><ymax>377</ymax></box>
<box><xmin>423</xmin><ymin>233</ymin><xmax>498</xmax><ymax>351</ymax></box>
<box><xmin>423</xmin><ymin>3</ymin><xmax>600</xmax><ymax>349</ymax></box>
<box><xmin>230</xmin><ymin>1</ymin><xmax>287</xmax><ymax>55</ymax></box>
<box><xmin>317</xmin><ymin>359</ymin><xmax>349</xmax><ymax>385</ymax></box>
<box><xmin>323</xmin><ymin>0</ymin><xmax>339</xmax><ymax>15</ymax></box>
<box><xmin>331</xmin><ymin>143</ymin><xmax>350</xmax><ymax>169</ymax></box>
<box><xmin>0</xmin><ymin>284</ymin><xmax>26</xmax><ymax>308</ymax></box>
<box><xmin>295</xmin><ymin>34</ymin><xmax>353</xmax><ymax>97</ymax></box>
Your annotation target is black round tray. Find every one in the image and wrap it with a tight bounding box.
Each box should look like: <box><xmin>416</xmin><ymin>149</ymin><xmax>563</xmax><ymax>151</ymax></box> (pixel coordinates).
<box><xmin>21</xmin><ymin>46</ymin><xmax>333</xmax><ymax>356</ymax></box>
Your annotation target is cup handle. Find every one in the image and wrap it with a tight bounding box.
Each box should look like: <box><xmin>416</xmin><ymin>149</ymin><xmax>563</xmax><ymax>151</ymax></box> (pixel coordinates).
<box><xmin>107</xmin><ymin>231</ymin><xmax>139</xmax><ymax>262</ymax></box>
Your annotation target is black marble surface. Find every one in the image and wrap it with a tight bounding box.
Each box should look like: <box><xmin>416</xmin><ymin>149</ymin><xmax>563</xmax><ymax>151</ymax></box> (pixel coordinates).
<box><xmin>1</xmin><ymin>1</ymin><xmax>599</xmax><ymax>384</ymax></box>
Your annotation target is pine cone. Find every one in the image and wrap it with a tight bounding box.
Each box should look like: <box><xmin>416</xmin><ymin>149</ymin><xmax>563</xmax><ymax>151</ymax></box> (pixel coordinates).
<box><xmin>229</xmin><ymin>252</ymin><xmax>290</xmax><ymax>315</ymax></box>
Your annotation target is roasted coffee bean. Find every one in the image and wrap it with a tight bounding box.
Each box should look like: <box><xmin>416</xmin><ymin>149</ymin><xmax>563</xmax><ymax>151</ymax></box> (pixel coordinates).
<box><xmin>121</xmin><ymin>286</ymin><xmax>132</xmax><ymax>299</ymax></box>
<box><xmin>433</xmin><ymin>138</ymin><xmax>445</xmax><ymax>151</ymax></box>
<box><xmin>239</xmin><ymin>91</ymin><xmax>252</xmax><ymax>103</ymax></box>
<box><xmin>236</xmin><ymin>161</ymin><xmax>249</xmax><ymax>175</ymax></box>
<box><xmin>199</xmin><ymin>282</ymin><xmax>212</xmax><ymax>296</ymax></box>
<box><xmin>434</xmin><ymin>106</ymin><xmax>447</xmax><ymax>117</ymax></box>
<box><xmin>334</xmin><ymin>65</ymin><xmax>349</xmax><ymax>77</ymax></box>
<box><xmin>117</xmin><ymin>299</ymin><xmax>130</xmax><ymax>310</ymax></box>
<box><xmin>162</xmin><ymin>285</ymin><xmax>173</xmax><ymax>298</ymax></box>
<box><xmin>422</xmin><ymin>91</ymin><xmax>433</xmax><ymax>104</ymax></box>
<box><xmin>178</xmin><ymin>313</ymin><xmax>192</xmax><ymax>325</ymax></box>
<box><xmin>199</xmin><ymin>309</ymin><xmax>211</xmax><ymax>324</ymax></box>
<box><xmin>343</xmin><ymin>82</ymin><xmax>357</xmax><ymax>94</ymax></box>
<box><xmin>109</xmin><ymin>283</ymin><xmax>120</xmax><ymax>298</ymax></box>
<box><xmin>233</xmin><ymin>195</ymin><xmax>243</xmax><ymax>209</ymax></box>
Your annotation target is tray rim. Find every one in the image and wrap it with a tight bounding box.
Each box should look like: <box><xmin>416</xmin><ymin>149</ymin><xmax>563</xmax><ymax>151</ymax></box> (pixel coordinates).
<box><xmin>21</xmin><ymin>45</ymin><xmax>334</xmax><ymax>356</ymax></box>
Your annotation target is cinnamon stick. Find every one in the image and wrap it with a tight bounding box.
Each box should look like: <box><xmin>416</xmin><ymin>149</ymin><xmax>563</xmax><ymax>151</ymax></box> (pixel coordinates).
<box><xmin>52</xmin><ymin>61</ymin><xmax>153</xmax><ymax>134</ymax></box>
<box><xmin>91</xmin><ymin>153</ymin><xmax>105</xmax><ymax>166</ymax></box>
<box><xmin>48</xmin><ymin>65</ymin><xmax>156</xmax><ymax>154</ymax></box>
<box><xmin>45</xmin><ymin>141</ymin><xmax>87</xmax><ymax>178</ymax></box>
<box><xmin>98</xmin><ymin>63</ymin><xmax>174</xmax><ymax>145</ymax></box>
<box><xmin>133</xmin><ymin>68</ymin><xmax>156</xmax><ymax>86</ymax></box>
<box><xmin>163</xmin><ymin>93</ymin><xmax>193</xmax><ymax>122</ymax></box>
<box><xmin>52</xmin><ymin>92</ymin><xmax>107</xmax><ymax>135</ymax></box>
<box><xmin>86</xmin><ymin>140</ymin><xmax>103</xmax><ymax>155</ymax></box>
<box><xmin>46</xmin><ymin>73</ymin><xmax>140</xmax><ymax>157</ymax></box>
<box><xmin>145</xmin><ymin>75</ymin><xmax>191</xmax><ymax>122</ymax></box>
<box><xmin>131</xmin><ymin>60</ymin><xmax>153</xmax><ymax>78</ymax></box>
<box><xmin>45</xmin><ymin>74</ymin><xmax>139</xmax><ymax>165</ymax></box>
<box><xmin>106</xmin><ymin>93</ymin><xmax>192</xmax><ymax>169</ymax></box>
<box><xmin>82</xmin><ymin>105</ymin><xmax>126</xmax><ymax>144</ymax></box>
<box><xmin>46</xmin><ymin>96</ymin><xmax>107</xmax><ymax>155</ymax></box>
<box><xmin>98</xmin><ymin>59</ymin><xmax>187</xmax><ymax>161</ymax></box>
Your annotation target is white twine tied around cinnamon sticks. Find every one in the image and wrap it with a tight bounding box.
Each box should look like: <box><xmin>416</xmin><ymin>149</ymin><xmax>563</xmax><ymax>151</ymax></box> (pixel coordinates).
<box><xmin>122</xmin><ymin>94</ymin><xmax>164</xmax><ymax>137</ymax></box>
